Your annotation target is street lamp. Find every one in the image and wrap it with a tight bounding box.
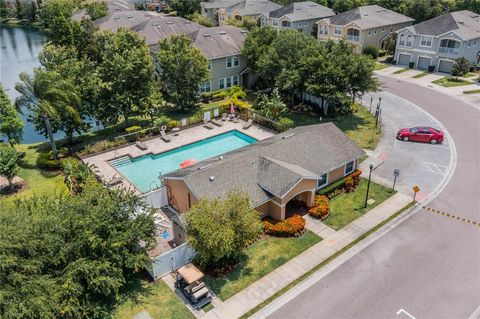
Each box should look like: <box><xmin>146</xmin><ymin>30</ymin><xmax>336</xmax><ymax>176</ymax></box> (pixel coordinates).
<box><xmin>364</xmin><ymin>163</ymin><xmax>374</xmax><ymax>208</ymax></box>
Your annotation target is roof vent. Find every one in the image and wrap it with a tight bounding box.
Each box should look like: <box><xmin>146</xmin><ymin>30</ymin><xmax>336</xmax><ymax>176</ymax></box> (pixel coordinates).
<box><xmin>203</xmin><ymin>33</ymin><xmax>211</xmax><ymax>37</ymax></box>
<box><xmin>458</xmin><ymin>20</ymin><xmax>464</xmax><ymax>24</ymax></box>
<box><xmin>167</xmin><ymin>21</ymin><xmax>174</xmax><ymax>24</ymax></box>
<box><xmin>218</xmin><ymin>31</ymin><xmax>227</xmax><ymax>35</ymax></box>
<box><xmin>113</xmin><ymin>16</ymin><xmax>121</xmax><ymax>20</ymax></box>
<box><xmin>363</xmin><ymin>13</ymin><xmax>368</xmax><ymax>16</ymax></box>
<box><xmin>152</xmin><ymin>22</ymin><xmax>160</xmax><ymax>26</ymax></box>
<box><xmin>219</xmin><ymin>156</ymin><xmax>224</xmax><ymax>160</ymax></box>
<box><xmin>127</xmin><ymin>16</ymin><xmax>134</xmax><ymax>19</ymax></box>
<box><xmin>209</xmin><ymin>176</ymin><xmax>215</xmax><ymax>181</ymax></box>
<box><xmin>282</xmin><ymin>133</ymin><xmax>295</xmax><ymax>139</ymax></box>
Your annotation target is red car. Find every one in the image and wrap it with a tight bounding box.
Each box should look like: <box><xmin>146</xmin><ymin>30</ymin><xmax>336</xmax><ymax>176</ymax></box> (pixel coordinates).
<box><xmin>397</xmin><ymin>127</ymin><xmax>444</xmax><ymax>144</ymax></box>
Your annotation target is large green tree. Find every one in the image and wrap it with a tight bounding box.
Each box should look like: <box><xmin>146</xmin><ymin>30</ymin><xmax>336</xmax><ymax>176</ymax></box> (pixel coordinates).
<box><xmin>169</xmin><ymin>0</ymin><xmax>201</xmax><ymax>17</ymax></box>
<box><xmin>0</xmin><ymin>181</ymin><xmax>156</xmax><ymax>319</ymax></box>
<box><xmin>40</xmin><ymin>0</ymin><xmax>78</xmax><ymax>45</ymax></box>
<box><xmin>0</xmin><ymin>84</ymin><xmax>23</xmax><ymax>146</ymax></box>
<box><xmin>0</xmin><ymin>144</ymin><xmax>19</xmax><ymax>191</ymax></box>
<box><xmin>156</xmin><ymin>35</ymin><xmax>209</xmax><ymax>111</ymax></box>
<box><xmin>185</xmin><ymin>192</ymin><xmax>262</xmax><ymax>270</ymax></box>
<box><xmin>15</xmin><ymin>69</ymin><xmax>81</xmax><ymax>160</ymax></box>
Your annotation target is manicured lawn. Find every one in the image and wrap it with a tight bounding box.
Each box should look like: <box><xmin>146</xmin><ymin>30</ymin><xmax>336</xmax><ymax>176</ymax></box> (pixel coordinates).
<box><xmin>393</xmin><ymin>68</ymin><xmax>410</xmax><ymax>74</ymax></box>
<box><xmin>413</xmin><ymin>71</ymin><xmax>429</xmax><ymax>78</ymax></box>
<box><xmin>432</xmin><ymin>77</ymin><xmax>472</xmax><ymax>87</ymax></box>
<box><xmin>204</xmin><ymin>231</ymin><xmax>321</xmax><ymax>300</ymax></box>
<box><xmin>0</xmin><ymin>144</ymin><xmax>67</xmax><ymax>208</ymax></box>
<box><xmin>463</xmin><ymin>89</ymin><xmax>480</xmax><ymax>94</ymax></box>
<box><xmin>463</xmin><ymin>72</ymin><xmax>479</xmax><ymax>78</ymax></box>
<box><xmin>374</xmin><ymin>63</ymin><xmax>389</xmax><ymax>70</ymax></box>
<box><xmin>323</xmin><ymin>178</ymin><xmax>396</xmax><ymax>230</ymax></box>
<box><xmin>115</xmin><ymin>280</ymin><xmax>194</xmax><ymax>319</ymax></box>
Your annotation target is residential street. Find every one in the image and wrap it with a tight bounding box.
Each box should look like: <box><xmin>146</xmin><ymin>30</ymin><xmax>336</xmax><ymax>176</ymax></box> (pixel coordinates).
<box><xmin>258</xmin><ymin>76</ymin><xmax>480</xmax><ymax>319</ymax></box>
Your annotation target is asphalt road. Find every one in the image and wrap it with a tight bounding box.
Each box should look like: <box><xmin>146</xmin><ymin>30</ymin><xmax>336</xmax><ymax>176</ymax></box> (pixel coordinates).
<box><xmin>264</xmin><ymin>76</ymin><xmax>480</xmax><ymax>319</ymax></box>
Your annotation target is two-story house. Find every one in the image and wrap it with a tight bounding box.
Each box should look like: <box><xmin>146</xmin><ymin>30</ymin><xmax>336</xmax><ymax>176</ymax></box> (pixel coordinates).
<box><xmin>189</xmin><ymin>26</ymin><xmax>249</xmax><ymax>92</ymax></box>
<box><xmin>260</xmin><ymin>1</ymin><xmax>334</xmax><ymax>35</ymax></box>
<box><xmin>317</xmin><ymin>5</ymin><xmax>414</xmax><ymax>53</ymax></box>
<box><xmin>394</xmin><ymin>10</ymin><xmax>480</xmax><ymax>73</ymax></box>
<box><xmin>200</xmin><ymin>0</ymin><xmax>281</xmax><ymax>26</ymax></box>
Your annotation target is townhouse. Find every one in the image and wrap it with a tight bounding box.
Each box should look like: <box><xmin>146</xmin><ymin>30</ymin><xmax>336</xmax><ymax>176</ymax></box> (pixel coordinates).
<box><xmin>317</xmin><ymin>5</ymin><xmax>414</xmax><ymax>53</ymax></box>
<box><xmin>260</xmin><ymin>1</ymin><xmax>334</xmax><ymax>35</ymax></box>
<box><xmin>200</xmin><ymin>0</ymin><xmax>281</xmax><ymax>26</ymax></box>
<box><xmin>394</xmin><ymin>10</ymin><xmax>480</xmax><ymax>73</ymax></box>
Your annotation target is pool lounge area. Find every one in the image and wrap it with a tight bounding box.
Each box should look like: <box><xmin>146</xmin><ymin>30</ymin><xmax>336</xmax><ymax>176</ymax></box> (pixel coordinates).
<box><xmin>82</xmin><ymin>119</ymin><xmax>275</xmax><ymax>194</ymax></box>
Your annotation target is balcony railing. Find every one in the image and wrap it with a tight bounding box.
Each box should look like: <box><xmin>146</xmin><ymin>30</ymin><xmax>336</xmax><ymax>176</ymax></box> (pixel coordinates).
<box><xmin>346</xmin><ymin>35</ymin><xmax>359</xmax><ymax>41</ymax></box>
<box><xmin>439</xmin><ymin>47</ymin><xmax>459</xmax><ymax>55</ymax></box>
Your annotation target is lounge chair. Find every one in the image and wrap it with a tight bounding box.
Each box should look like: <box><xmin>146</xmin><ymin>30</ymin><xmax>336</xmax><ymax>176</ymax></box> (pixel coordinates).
<box><xmin>106</xmin><ymin>176</ymin><xmax>123</xmax><ymax>186</ymax></box>
<box><xmin>203</xmin><ymin>119</ymin><xmax>214</xmax><ymax>129</ymax></box>
<box><xmin>233</xmin><ymin>116</ymin><xmax>239</xmax><ymax>123</ymax></box>
<box><xmin>243</xmin><ymin>119</ymin><xmax>252</xmax><ymax>129</ymax></box>
<box><xmin>211</xmin><ymin>118</ymin><xmax>223</xmax><ymax>126</ymax></box>
<box><xmin>160</xmin><ymin>129</ymin><xmax>171</xmax><ymax>142</ymax></box>
<box><xmin>135</xmin><ymin>141</ymin><xmax>148</xmax><ymax>150</ymax></box>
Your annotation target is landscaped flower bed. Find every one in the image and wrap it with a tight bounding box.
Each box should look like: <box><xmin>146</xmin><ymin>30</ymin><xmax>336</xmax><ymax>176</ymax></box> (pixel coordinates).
<box><xmin>308</xmin><ymin>195</ymin><xmax>330</xmax><ymax>220</ymax></box>
<box><xmin>263</xmin><ymin>215</ymin><xmax>306</xmax><ymax>237</ymax></box>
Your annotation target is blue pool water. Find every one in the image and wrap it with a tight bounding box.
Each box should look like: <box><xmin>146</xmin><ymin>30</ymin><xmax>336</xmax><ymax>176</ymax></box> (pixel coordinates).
<box><xmin>111</xmin><ymin>130</ymin><xmax>257</xmax><ymax>192</ymax></box>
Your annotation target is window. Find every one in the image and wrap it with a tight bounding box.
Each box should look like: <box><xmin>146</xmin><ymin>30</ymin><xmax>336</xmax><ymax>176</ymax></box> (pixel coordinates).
<box><xmin>382</xmin><ymin>27</ymin><xmax>385</xmax><ymax>32</ymax></box>
<box><xmin>226</xmin><ymin>55</ymin><xmax>239</xmax><ymax>68</ymax></box>
<box><xmin>474</xmin><ymin>39</ymin><xmax>477</xmax><ymax>46</ymax></box>
<box><xmin>219</xmin><ymin>78</ymin><xmax>225</xmax><ymax>89</ymax></box>
<box><xmin>272</xmin><ymin>18</ymin><xmax>278</xmax><ymax>26</ymax></box>
<box><xmin>233</xmin><ymin>75</ymin><xmax>239</xmax><ymax>86</ymax></box>
<box><xmin>468</xmin><ymin>40</ymin><xmax>472</xmax><ymax>47</ymax></box>
<box><xmin>420</xmin><ymin>36</ymin><xmax>432</xmax><ymax>47</ymax></box>
<box><xmin>226</xmin><ymin>76</ymin><xmax>232</xmax><ymax>87</ymax></box>
<box><xmin>319</xmin><ymin>25</ymin><xmax>328</xmax><ymax>35</ymax></box>
<box><xmin>219</xmin><ymin>76</ymin><xmax>238</xmax><ymax>89</ymax></box>
<box><xmin>317</xmin><ymin>173</ymin><xmax>328</xmax><ymax>189</ymax></box>
<box><xmin>344</xmin><ymin>161</ymin><xmax>354</xmax><ymax>175</ymax></box>
<box><xmin>368</xmin><ymin>30</ymin><xmax>371</xmax><ymax>36</ymax></box>
<box><xmin>282</xmin><ymin>20</ymin><xmax>291</xmax><ymax>27</ymax></box>
<box><xmin>334</xmin><ymin>26</ymin><xmax>342</xmax><ymax>35</ymax></box>
<box><xmin>303</xmin><ymin>21</ymin><xmax>308</xmax><ymax>27</ymax></box>
<box><xmin>374</xmin><ymin>28</ymin><xmax>377</xmax><ymax>35</ymax></box>
<box><xmin>399</xmin><ymin>34</ymin><xmax>405</xmax><ymax>46</ymax></box>
<box><xmin>208</xmin><ymin>61</ymin><xmax>211</xmax><ymax>70</ymax></box>
<box><xmin>199</xmin><ymin>81</ymin><xmax>211</xmax><ymax>93</ymax></box>
<box><xmin>406</xmin><ymin>35</ymin><xmax>413</xmax><ymax>46</ymax></box>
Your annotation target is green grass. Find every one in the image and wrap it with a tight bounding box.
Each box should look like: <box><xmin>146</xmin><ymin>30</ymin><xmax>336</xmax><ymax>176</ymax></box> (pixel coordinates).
<box><xmin>393</xmin><ymin>68</ymin><xmax>410</xmax><ymax>74</ymax></box>
<box><xmin>463</xmin><ymin>72</ymin><xmax>478</xmax><ymax>78</ymax></box>
<box><xmin>432</xmin><ymin>77</ymin><xmax>472</xmax><ymax>87</ymax></box>
<box><xmin>0</xmin><ymin>144</ymin><xmax>67</xmax><ymax>208</ymax></box>
<box><xmin>239</xmin><ymin>202</ymin><xmax>415</xmax><ymax>319</ymax></box>
<box><xmin>413</xmin><ymin>71</ymin><xmax>429</xmax><ymax>78</ymax></box>
<box><xmin>374</xmin><ymin>63</ymin><xmax>389</xmax><ymax>70</ymax></box>
<box><xmin>115</xmin><ymin>280</ymin><xmax>195</xmax><ymax>319</ymax></box>
<box><xmin>463</xmin><ymin>89</ymin><xmax>480</xmax><ymax>94</ymax></box>
<box><xmin>324</xmin><ymin>179</ymin><xmax>396</xmax><ymax>230</ymax></box>
<box><xmin>204</xmin><ymin>231</ymin><xmax>321</xmax><ymax>300</ymax></box>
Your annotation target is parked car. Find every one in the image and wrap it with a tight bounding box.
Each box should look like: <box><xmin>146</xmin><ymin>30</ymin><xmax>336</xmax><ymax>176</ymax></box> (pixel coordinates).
<box><xmin>396</xmin><ymin>127</ymin><xmax>444</xmax><ymax>144</ymax></box>
<box><xmin>175</xmin><ymin>263</ymin><xmax>212</xmax><ymax>309</ymax></box>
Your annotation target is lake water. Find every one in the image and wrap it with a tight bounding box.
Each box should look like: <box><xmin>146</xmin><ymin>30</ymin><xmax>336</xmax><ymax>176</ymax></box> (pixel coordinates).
<box><xmin>0</xmin><ymin>25</ymin><xmax>72</xmax><ymax>144</ymax></box>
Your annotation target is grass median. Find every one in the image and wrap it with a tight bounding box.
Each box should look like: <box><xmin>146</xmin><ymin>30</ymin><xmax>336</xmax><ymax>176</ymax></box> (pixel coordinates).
<box><xmin>432</xmin><ymin>77</ymin><xmax>472</xmax><ymax>87</ymax></box>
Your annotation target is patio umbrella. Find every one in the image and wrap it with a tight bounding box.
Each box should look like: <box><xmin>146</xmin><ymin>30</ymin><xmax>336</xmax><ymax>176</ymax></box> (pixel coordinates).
<box><xmin>229</xmin><ymin>102</ymin><xmax>235</xmax><ymax>114</ymax></box>
<box><xmin>180</xmin><ymin>159</ymin><xmax>197</xmax><ymax>169</ymax></box>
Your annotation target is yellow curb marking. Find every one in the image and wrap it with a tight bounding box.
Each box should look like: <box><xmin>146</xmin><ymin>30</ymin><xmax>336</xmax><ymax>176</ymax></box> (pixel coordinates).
<box><xmin>423</xmin><ymin>206</ymin><xmax>480</xmax><ymax>227</ymax></box>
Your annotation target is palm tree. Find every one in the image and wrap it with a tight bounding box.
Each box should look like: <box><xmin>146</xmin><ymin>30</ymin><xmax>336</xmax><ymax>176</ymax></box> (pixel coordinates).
<box><xmin>15</xmin><ymin>69</ymin><xmax>80</xmax><ymax>160</ymax></box>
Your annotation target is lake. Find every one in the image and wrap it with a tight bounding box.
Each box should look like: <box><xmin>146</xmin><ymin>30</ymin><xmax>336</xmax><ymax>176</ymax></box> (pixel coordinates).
<box><xmin>0</xmin><ymin>25</ymin><xmax>69</xmax><ymax>144</ymax></box>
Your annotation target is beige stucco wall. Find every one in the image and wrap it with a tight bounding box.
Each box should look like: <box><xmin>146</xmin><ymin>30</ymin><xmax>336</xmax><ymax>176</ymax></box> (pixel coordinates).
<box><xmin>164</xmin><ymin>179</ymin><xmax>197</xmax><ymax>213</ymax></box>
<box><xmin>268</xmin><ymin>201</ymin><xmax>284</xmax><ymax>220</ymax></box>
<box><xmin>328</xmin><ymin>165</ymin><xmax>346</xmax><ymax>184</ymax></box>
<box><xmin>281</xmin><ymin>179</ymin><xmax>316</xmax><ymax>206</ymax></box>
<box><xmin>255</xmin><ymin>201</ymin><xmax>270</xmax><ymax>219</ymax></box>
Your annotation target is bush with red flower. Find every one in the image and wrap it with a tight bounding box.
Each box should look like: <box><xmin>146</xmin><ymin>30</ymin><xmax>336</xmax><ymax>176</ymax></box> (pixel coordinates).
<box><xmin>308</xmin><ymin>195</ymin><xmax>330</xmax><ymax>219</ymax></box>
<box><xmin>263</xmin><ymin>214</ymin><xmax>306</xmax><ymax>237</ymax></box>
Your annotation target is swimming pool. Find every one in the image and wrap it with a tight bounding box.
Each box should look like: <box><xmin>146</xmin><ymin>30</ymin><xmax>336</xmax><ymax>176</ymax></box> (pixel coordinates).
<box><xmin>110</xmin><ymin>130</ymin><xmax>257</xmax><ymax>192</ymax></box>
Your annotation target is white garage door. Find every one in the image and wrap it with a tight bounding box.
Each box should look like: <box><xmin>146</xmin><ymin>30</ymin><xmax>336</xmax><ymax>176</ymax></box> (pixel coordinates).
<box><xmin>417</xmin><ymin>56</ymin><xmax>431</xmax><ymax>70</ymax></box>
<box><xmin>397</xmin><ymin>53</ymin><xmax>410</xmax><ymax>66</ymax></box>
<box><xmin>438</xmin><ymin>60</ymin><xmax>454</xmax><ymax>73</ymax></box>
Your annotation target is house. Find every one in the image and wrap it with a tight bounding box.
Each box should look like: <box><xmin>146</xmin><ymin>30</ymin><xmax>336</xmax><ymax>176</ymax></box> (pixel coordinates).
<box><xmin>200</xmin><ymin>0</ymin><xmax>281</xmax><ymax>26</ymax></box>
<box><xmin>93</xmin><ymin>10</ymin><xmax>154</xmax><ymax>32</ymax></box>
<box><xmin>189</xmin><ymin>25</ymin><xmax>250</xmax><ymax>92</ymax></box>
<box><xmin>317</xmin><ymin>5</ymin><xmax>414</xmax><ymax>53</ymax></box>
<box><xmin>163</xmin><ymin>123</ymin><xmax>365</xmax><ymax>221</ymax></box>
<box><xmin>394</xmin><ymin>10</ymin><xmax>480</xmax><ymax>73</ymax></box>
<box><xmin>260</xmin><ymin>1</ymin><xmax>334</xmax><ymax>35</ymax></box>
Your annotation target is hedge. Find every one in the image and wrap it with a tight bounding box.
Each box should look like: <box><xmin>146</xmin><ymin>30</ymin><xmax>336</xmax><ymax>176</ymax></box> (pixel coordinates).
<box><xmin>263</xmin><ymin>215</ymin><xmax>305</xmax><ymax>237</ymax></box>
<box><xmin>308</xmin><ymin>195</ymin><xmax>330</xmax><ymax>219</ymax></box>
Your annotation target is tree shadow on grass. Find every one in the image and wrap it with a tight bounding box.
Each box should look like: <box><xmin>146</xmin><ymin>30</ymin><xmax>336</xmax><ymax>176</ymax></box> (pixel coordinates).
<box><xmin>117</xmin><ymin>271</ymin><xmax>153</xmax><ymax>307</ymax></box>
<box><xmin>204</xmin><ymin>253</ymin><xmax>253</xmax><ymax>296</ymax></box>
<box><xmin>330</xmin><ymin>111</ymin><xmax>370</xmax><ymax>133</ymax></box>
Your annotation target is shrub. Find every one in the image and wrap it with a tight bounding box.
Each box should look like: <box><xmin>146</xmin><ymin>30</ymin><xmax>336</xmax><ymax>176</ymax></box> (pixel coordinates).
<box><xmin>378</xmin><ymin>49</ymin><xmax>386</xmax><ymax>57</ymax></box>
<box><xmin>167</xmin><ymin>119</ymin><xmax>178</xmax><ymax>128</ymax></box>
<box><xmin>37</xmin><ymin>149</ymin><xmax>67</xmax><ymax>170</ymax></box>
<box><xmin>451</xmin><ymin>57</ymin><xmax>470</xmax><ymax>77</ymax></box>
<box><xmin>428</xmin><ymin>65</ymin><xmax>435</xmax><ymax>73</ymax></box>
<box><xmin>344</xmin><ymin>175</ymin><xmax>354</xmax><ymax>192</ymax></box>
<box><xmin>308</xmin><ymin>195</ymin><xmax>330</xmax><ymax>219</ymax></box>
<box><xmin>79</xmin><ymin>138</ymin><xmax>127</xmax><ymax>157</ymax></box>
<box><xmin>154</xmin><ymin>115</ymin><xmax>171</xmax><ymax>128</ymax></box>
<box><xmin>391</xmin><ymin>59</ymin><xmax>397</xmax><ymax>65</ymax></box>
<box><xmin>363</xmin><ymin>45</ymin><xmax>379</xmax><ymax>59</ymax></box>
<box><xmin>125</xmin><ymin>126</ymin><xmax>141</xmax><ymax>134</ymax></box>
<box><xmin>384</xmin><ymin>57</ymin><xmax>394</xmax><ymax>64</ymax></box>
<box><xmin>273</xmin><ymin>117</ymin><xmax>294</xmax><ymax>132</ymax></box>
<box><xmin>263</xmin><ymin>215</ymin><xmax>305</xmax><ymax>237</ymax></box>
<box><xmin>409</xmin><ymin>62</ymin><xmax>415</xmax><ymax>69</ymax></box>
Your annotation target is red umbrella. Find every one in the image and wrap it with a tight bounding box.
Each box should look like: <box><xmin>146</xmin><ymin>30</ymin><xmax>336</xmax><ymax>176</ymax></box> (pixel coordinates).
<box><xmin>180</xmin><ymin>159</ymin><xmax>197</xmax><ymax>169</ymax></box>
<box><xmin>229</xmin><ymin>102</ymin><xmax>235</xmax><ymax>114</ymax></box>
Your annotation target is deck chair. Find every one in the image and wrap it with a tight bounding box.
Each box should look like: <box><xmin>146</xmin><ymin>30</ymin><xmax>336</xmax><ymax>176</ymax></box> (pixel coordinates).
<box><xmin>160</xmin><ymin>128</ymin><xmax>171</xmax><ymax>142</ymax></box>
<box><xmin>213</xmin><ymin>108</ymin><xmax>220</xmax><ymax>118</ymax></box>
<box><xmin>106</xmin><ymin>176</ymin><xmax>123</xmax><ymax>186</ymax></box>
<box><xmin>135</xmin><ymin>141</ymin><xmax>148</xmax><ymax>150</ymax></box>
<box><xmin>181</xmin><ymin>118</ymin><xmax>187</xmax><ymax>127</ymax></box>
<box><xmin>221</xmin><ymin>113</ymin><xmax>228</xmax><ymax>121</ymax></box>
<box><xmin>203</xmin><ymin>119</ymin><xmax>214</xmax><ymax>129</ymax></box>
<box><xmin>211</xmin><ymin>118</ymin><xmax>223</xmax><ymax>126</ymax></box>
<box><xmin>233</xmin><ymin>116</ymin><xmax>239</xmax><ymax>123</ymax></box>
<box><xmin>243</xmin><ymin>118</ymin><xmax>252</xmax><ymax>129</ymax></box>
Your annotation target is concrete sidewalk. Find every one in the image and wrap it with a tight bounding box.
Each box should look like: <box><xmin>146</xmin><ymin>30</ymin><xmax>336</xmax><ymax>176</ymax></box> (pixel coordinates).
<box><xmin>196</xmin><ymin>192</ymin><xmax>411</xmax><ymax>319</ymax></box>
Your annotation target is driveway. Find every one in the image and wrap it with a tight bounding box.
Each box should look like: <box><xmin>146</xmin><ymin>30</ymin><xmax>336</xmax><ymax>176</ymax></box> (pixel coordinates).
<box><xmin>359</xmin><ymin>91</ymin><xmax>454</xmax><ymax>201</ymax></box>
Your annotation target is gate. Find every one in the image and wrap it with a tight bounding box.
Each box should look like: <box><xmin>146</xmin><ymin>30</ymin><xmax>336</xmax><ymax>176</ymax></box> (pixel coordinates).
<box><xmin>148</xmin><ymin>243</ymin><xmax>195</xmax><ymax>279</ymax></box>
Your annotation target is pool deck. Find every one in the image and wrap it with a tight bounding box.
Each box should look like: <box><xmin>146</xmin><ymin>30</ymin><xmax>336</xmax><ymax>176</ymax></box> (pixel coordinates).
<box><xmin>82</xmin><ymin>119</ymin><xmax>275</xmax><ymax>194</ymax></box>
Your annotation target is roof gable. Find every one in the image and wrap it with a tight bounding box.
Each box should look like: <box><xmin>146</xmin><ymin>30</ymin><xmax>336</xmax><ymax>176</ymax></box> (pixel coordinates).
<box><xmin>410</xmin><ymin>10</ymin><xmax>480</xmax><ymax>40</ymax></box>
<box><xmin>327</xmin><ymin>5</ymin><xmax>413</xmax><ymax>29</ymax></box>
<box><xmin>269</xmin><ymin>1</ymin><xmax>334</xmax><ymax>21</ymax></box>
<box><xmin>189</xmin><ymin>25</ymin><xmax>248</xmax><ymax>59</ymax></box>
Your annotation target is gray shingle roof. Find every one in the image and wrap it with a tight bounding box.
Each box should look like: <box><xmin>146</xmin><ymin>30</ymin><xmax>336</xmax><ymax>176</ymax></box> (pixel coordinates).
<box><xmin>93</xmin><ymin>10</ymin><xmax>153</xmax><ymax>32</ymax></box>
<box><xmin>325</xmin><ymin>5</ymin><xmax>413</xmax><ymax>29</ymax></box>
<box><xmin>226</xmin><ymin>0</ymin><xmax>282</xmax><ymax>16</ymax></box>
<box><xmin>164</xmin><ymin>123</ymin><xmax>365</xmax><ymax>207</ymax></box>
<box><xmin>268</xmin><ymin>1</ymin><xmax>334</xmax><ymax>21</ymax></box>
<box><xmin>132</xmin><ymin>16</ymin><xmax>205</xmax><ymax>48</ymax></box>
<box><xmin>188</xmin><ymin>25</ymin><xmax>248</xmax><ymax>59</ymax></box>
<box><xmin>201</xmin><ymin>0</ymin><xmax>243</xmax><ymax>10</ymax></box>
<box><xmin>404</xmin><ymin>10</ymin><xmax>480</xmax><ymax>40</ymax></box>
